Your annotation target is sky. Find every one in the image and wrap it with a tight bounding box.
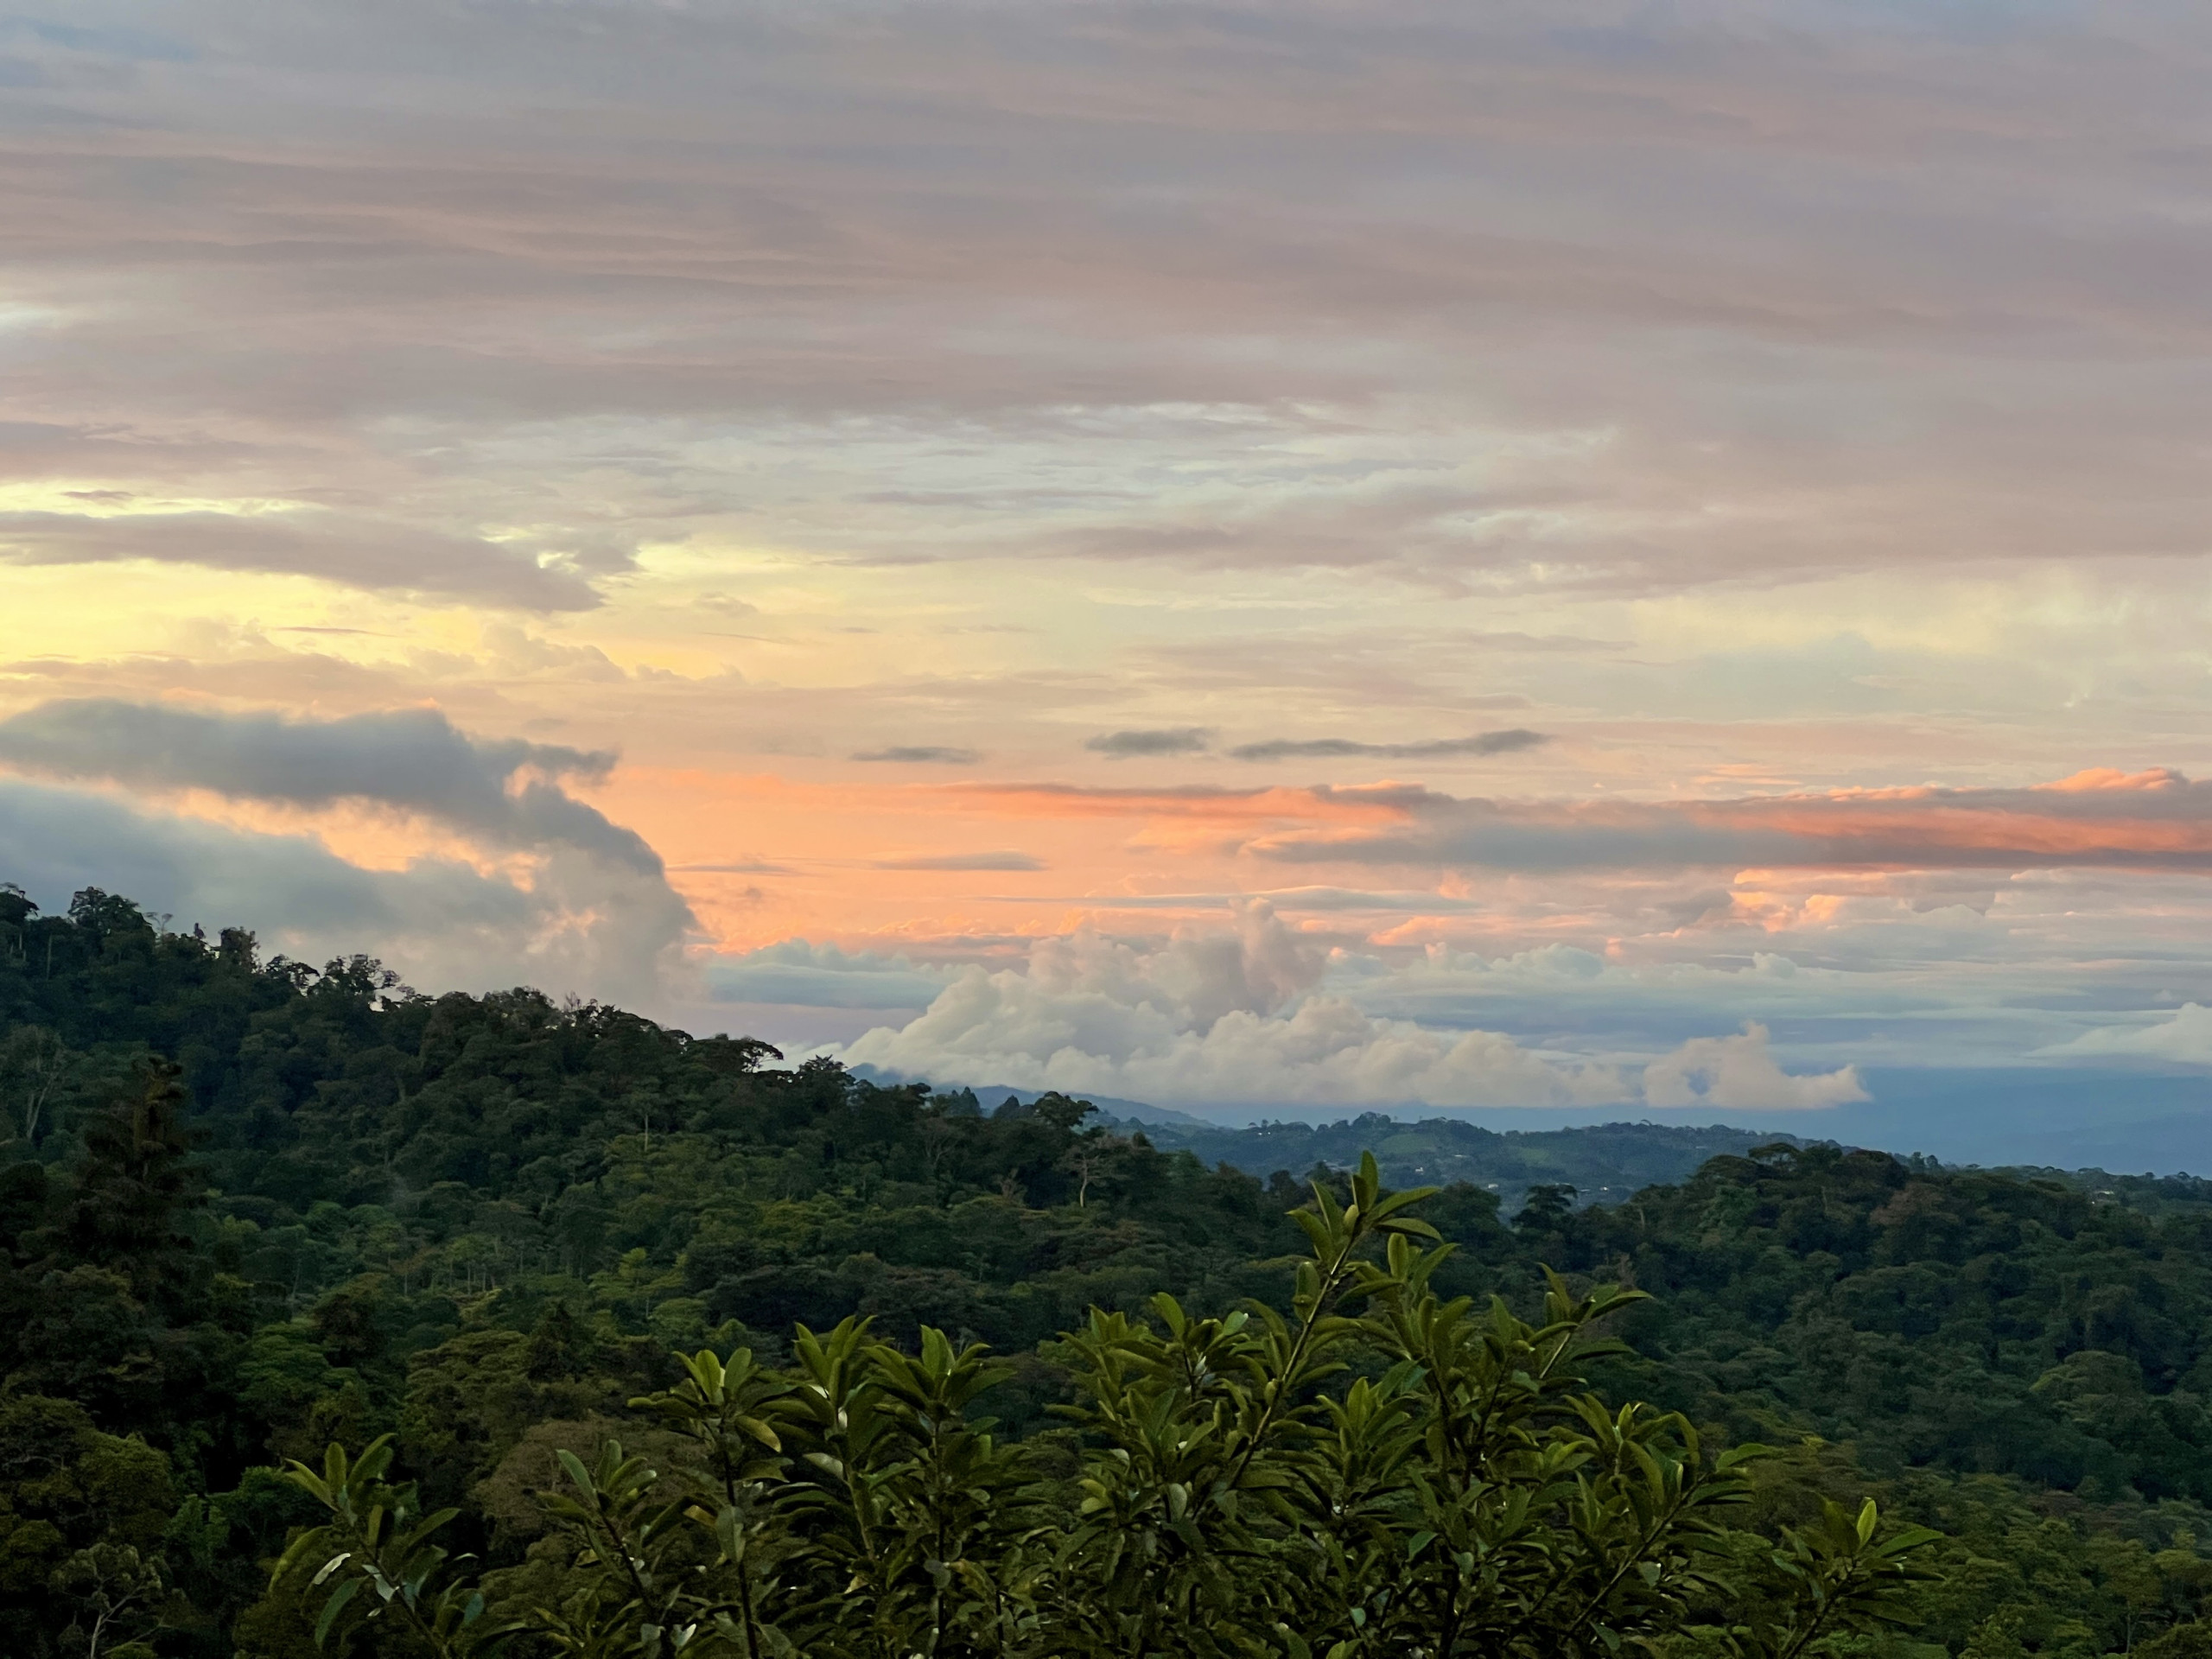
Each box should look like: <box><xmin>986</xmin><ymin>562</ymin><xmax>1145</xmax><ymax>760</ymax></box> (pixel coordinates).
<box><xmin>6</xmin><ymin>2</ymin><xmax>2212</xmax><ymax>1163</ymax></box>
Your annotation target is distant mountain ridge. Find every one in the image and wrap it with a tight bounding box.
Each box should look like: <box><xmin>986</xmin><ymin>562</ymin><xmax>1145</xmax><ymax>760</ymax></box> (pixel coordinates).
<box><xmin>1107</xmin><ymin>1112</ymin><xmax>1804</xmax><ymax>1215</ymax></box>
<box><xmin>842</xmin><ymin>1065</ymin><xmax>1214</xmax><ymax>1128</ymax></box>
<box><xmin>842</xmin><ymin>1065</ymin><xmax>1799</xmax><ymax>1212</ymax></box>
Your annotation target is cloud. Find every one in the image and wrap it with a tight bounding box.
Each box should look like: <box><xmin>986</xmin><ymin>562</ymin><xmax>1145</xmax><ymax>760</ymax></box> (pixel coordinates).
<box><xmin>16</xmin><ymin>0</ymin><xmax>2211</xmax><ymax>616</ymax></box>
<box><xmin>1642</xmin><ymin>1023</ymin><xmax>1867</xmax><ymax>1110</ymax></box>
<box><xmin>0</xmin><ymin>698</ymin><xmax>696</xmax><ymax>1002</ymax></box>
<box><xmin>2042</xmin><ymin>1004</ymin><xmax>2212</xmax><ymax>1066</ymax></box>
<box><xmin>10</xmin><ymin>0</ymin><xmax>2212</xmax><ymax>1122</ymax></box>
<box><xmin>0</xmin><ymin>777</ymin><xmax>684</xmax><ymax>1004</ymax></box>
<box><xmin>851</xmin><ymin>747</ymin><xmax>982</xmax><ymax>765</ymax></box>
<box><xmin>721</xmin><ymin>861</ymin><xmax>2212</xmax><ymax>1090</ymax></box>
<box><xmin>830</xmin><ymin>918</ymin><xmax>1881</xmax><ymax>1113</ymax></box>
<box><xmin>1086</xmin><ymin>728</ymin><xmax>1213</xmax><ymax>758</ymax></box>
<box><xmin>0</xmin><ymin>510</ymin><xmax>601</xmax><ymax>610</ymax></box>
<box><xmin>940</xmin><ymin>766</ymin><xmax>2212</xmax><ymax>880</ymax></box>
<box><xmin>830</xmin><ymin>904</ymin><xmax>1632</xmax><ymax>1108</ymax></box>
<box><xmin>1251</xmin><ymin>768</ymin><xmax>2212</xmax><ymax>874</ymax></box>
<box><xmin>872</xmin><ymin>850</ymin><xmax>1045</xmax><ymax>872</ymax></box>
<box><xmin>0</xmin><ymin>698</ymin><xmax>661</xmax><ymax>873</ymax></box>
<box><xmin>1229</xmin><ymin>729</ymin><xmax>1550</xmax><ymax>763</ymax></box>
<box><xmin>842</xmin><ymin>986</ymin><xmax>1633</xmax><ymax>1110</ymax></box>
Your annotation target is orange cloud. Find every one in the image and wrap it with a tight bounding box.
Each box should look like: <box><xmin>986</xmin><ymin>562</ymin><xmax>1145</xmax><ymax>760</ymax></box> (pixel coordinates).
<box><xmin>1250</xmin><ymin>769</ymin><xmax>2212</xmax><ymax>874</ymax></box>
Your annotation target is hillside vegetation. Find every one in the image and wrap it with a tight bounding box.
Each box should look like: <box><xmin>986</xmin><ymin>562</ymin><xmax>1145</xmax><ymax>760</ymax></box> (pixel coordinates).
<box><xmin>3</xmin><ymin>885</ymin><xmax>2212</xmax><ymax>1656</ymax></box>
<box><xmin>1109</xmin><ymin>1110</ymin><xmax>1797</xmax><ymax>1215</ymax></box>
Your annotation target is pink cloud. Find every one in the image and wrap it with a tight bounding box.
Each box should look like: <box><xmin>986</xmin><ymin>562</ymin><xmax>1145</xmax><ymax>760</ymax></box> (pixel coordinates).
<box><xmin>1248</xmin><ymin>768</ymin><xmax>2212</xmax><ymax>874</ymax></box>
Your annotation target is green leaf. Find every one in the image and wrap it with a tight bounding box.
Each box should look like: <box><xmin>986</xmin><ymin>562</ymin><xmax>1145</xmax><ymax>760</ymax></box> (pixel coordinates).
<box><xmin>556</xmin><ymin>1448</ymin><xmax>594</xmax><ymax>1495</ymax></box>
<box><xmin>314</xmin><ymin>1575</ymin><xmax>364</xmax><ymax>1649</ymax></box>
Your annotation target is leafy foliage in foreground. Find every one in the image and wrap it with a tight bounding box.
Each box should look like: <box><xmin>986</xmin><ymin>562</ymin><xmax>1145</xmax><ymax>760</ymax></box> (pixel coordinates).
<box><xmin>279</xmin><ymin>1157</ymin><xmax>1935</xmax><ymax>1658</ymax></box>
<box><xmin>6</xmin><ymin>886</ymin><xmax>2212</xmax><ymax>1656</ymax></box>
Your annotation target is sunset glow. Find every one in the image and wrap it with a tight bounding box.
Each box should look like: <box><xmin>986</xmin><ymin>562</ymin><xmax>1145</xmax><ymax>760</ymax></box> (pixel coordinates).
<box><xmin>8</xmin><ymin>3</ymin><xmax>2212</xmax><ymax>1154</ymax></box>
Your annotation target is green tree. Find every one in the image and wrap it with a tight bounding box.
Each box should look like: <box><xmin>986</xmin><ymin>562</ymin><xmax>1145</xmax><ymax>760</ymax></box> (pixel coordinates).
<box><xmin>0</xmin><ymin>1395</ymin><xmax>176</xmax><ymax>1657</ymax></box>
<box><xmin>52</xmin><ymin>1542</ymin><xmax>175</xmax><ymax>1659</ymax></box>
<box><xmin>278</xmin><ymin>1156</ymin><xmax>1935</xmax><ymax>1659</ymax></box>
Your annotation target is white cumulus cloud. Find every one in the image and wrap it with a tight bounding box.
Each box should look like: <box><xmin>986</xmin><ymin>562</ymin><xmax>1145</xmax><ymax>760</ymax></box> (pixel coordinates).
<box><xmin>832</xmin><ymin>904</ymin><xmax>1636</xmax><ymax>1108</ymax></box>
<box><xmin>2041</xmin><ymin>1004</ymin><xmax>2212</xmax><ymax>1065</ymax></box>
<box><xmin>1641</xmin><ymin>1023</ymin><xmax>1867</xmax><ymax>1110</ymax></box>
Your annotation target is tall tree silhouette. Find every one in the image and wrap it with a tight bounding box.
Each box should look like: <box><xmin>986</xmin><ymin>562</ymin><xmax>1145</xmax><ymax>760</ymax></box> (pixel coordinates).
<box><xmin>60</xmin><ymin>1058</ymin><xmax>204</xmax><ymax>1303</ymax></box>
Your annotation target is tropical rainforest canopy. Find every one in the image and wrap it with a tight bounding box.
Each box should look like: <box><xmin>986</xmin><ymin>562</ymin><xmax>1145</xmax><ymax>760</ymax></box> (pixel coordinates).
<box><xmin>4</xmin><ymin>885</ymin><xmax>2212</xmax><ymax>1658</ymax></box>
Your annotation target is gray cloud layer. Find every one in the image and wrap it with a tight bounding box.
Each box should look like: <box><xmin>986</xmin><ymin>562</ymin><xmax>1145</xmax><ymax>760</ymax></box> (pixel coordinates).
<box><xmin>1087</xmin><ymin>728</ymin><xmax>1214</xmax><ymax>758</ymax></box>
<box><xmin>851</xmin><ymin>746</ymin><xmax>982</xmax><ymax>766</ymax></box>
<box><xmin>872</xmin><ymin>851</ymin><xmax>1046</xmax><ymax>873</ymax></box>
<box><xmin>9</xmin><ymin>1</ymin><xmax>2212</xmax><ymax>1115</ymax></box>
<box><xmin>0</xmin><ymin>698</ymin><xmax>697</xmax><ymax>1002</ymax></box>
<box><xmin>6</xmin><ymin>3</ymin><xmax>2211</xmax><ymax>603</ymax></box>
<box><xmin>0</xmin><ymin>776</ymin><xmax>683</xmax><ymax>1004</ymax></box>
<box><xmin>0</xmin><ymin>698</ymin><xmax>662</xmax><ymax>873</ymax></box>
<box><xmin>0</xmin><ymin>511</ymin><xmax>599</xmax><ymax>609</ymax></box>
<box><xmin>1230</xmin><ymin>729</ymin><xmax>1549</xmax><ymax>763</ymax></box>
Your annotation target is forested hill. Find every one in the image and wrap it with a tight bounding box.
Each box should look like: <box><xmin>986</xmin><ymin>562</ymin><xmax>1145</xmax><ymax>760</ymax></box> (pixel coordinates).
<box><xmin>1097</xmin><ymin>1110</ymin><xmax>1798</xmax><ymax>1215</ymax></box>
<box><xmin>860</xmin><ymin>1076</ymin><xmax>1800</xmax><ymax>1214</ymax></box>
<box><xmin>8</xmin><ymin>884</ymin><xmax>2212</xmax><ymax>1656</ymax></box>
